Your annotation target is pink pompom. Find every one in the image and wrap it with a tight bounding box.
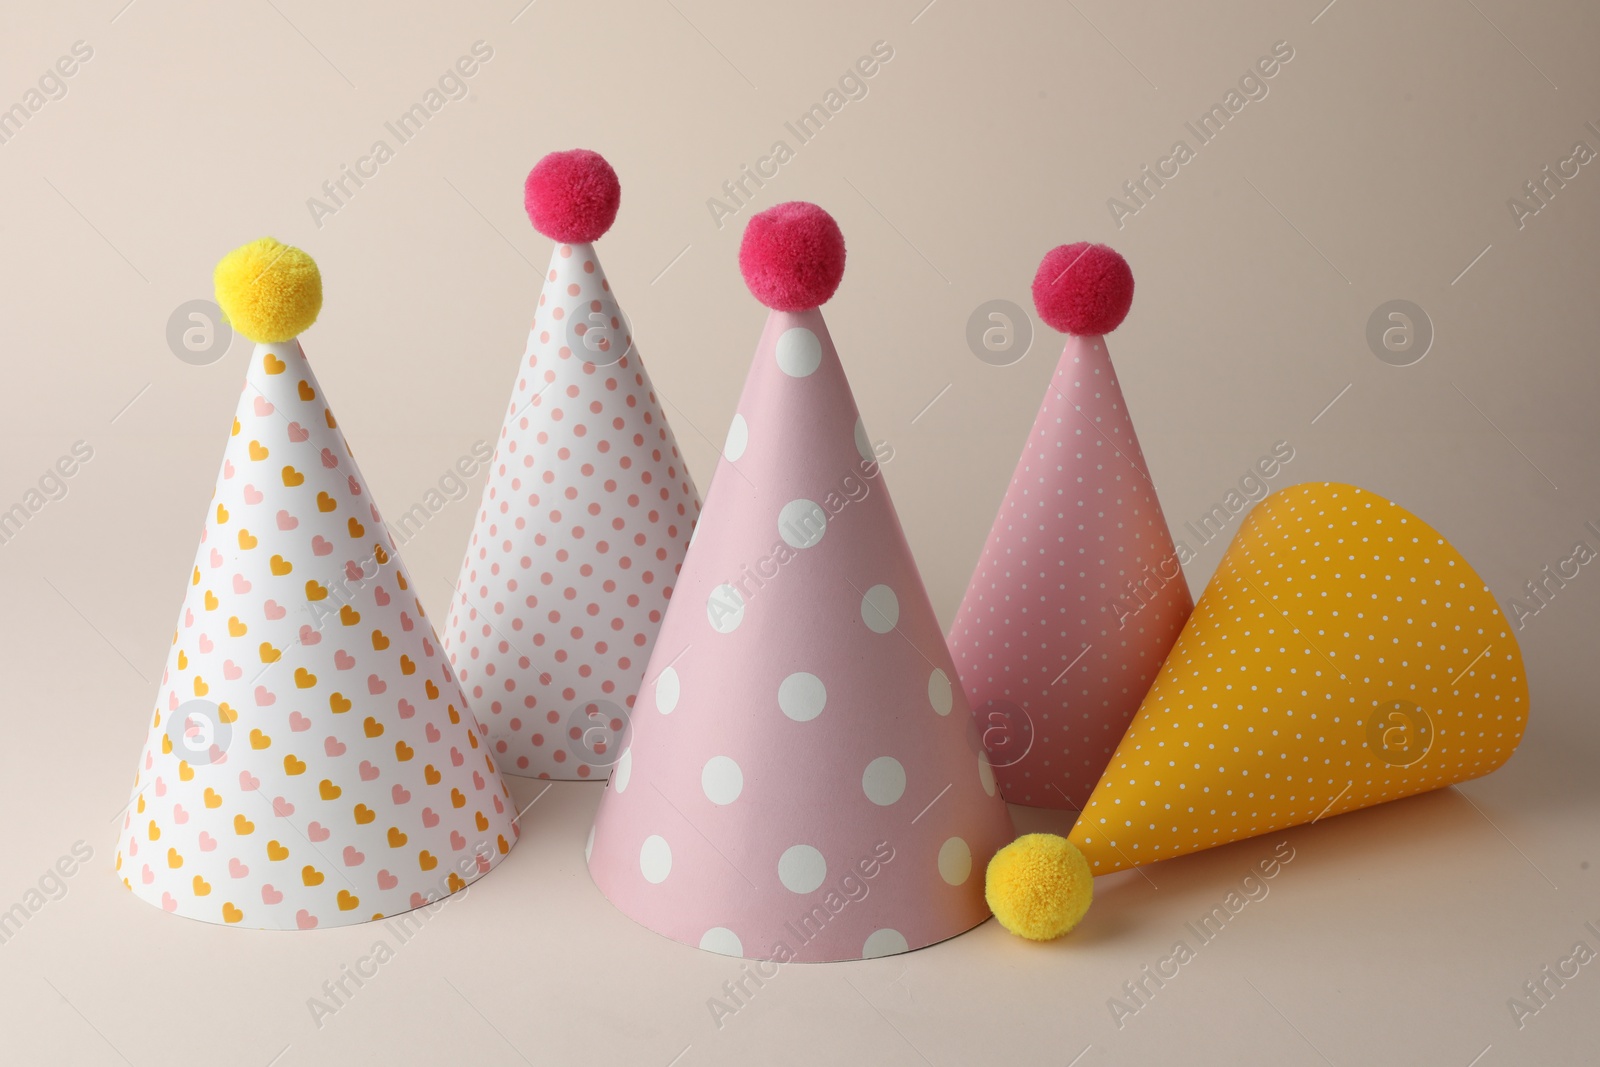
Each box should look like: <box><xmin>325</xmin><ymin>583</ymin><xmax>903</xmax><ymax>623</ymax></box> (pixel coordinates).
<box><xmin>1031</xmin><ymin>243</ymin><xmax>1134</xmax><ymax>335</ymax></box>
<box><xmin>524</xmin><ymin>149</ymin><xmax>621</xmax><ymax>243</ymax></box>
<box><xmin>739</xmin><ymin>202</ymin><xmax>846</xmax><ymax>311</ymax></box>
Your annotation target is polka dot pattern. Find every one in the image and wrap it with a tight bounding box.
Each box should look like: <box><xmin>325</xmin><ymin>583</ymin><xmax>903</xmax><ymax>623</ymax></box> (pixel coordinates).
<box><xmin>443</xmin><ymin>242</ymin><xmax>701</xmax><ymax>781</ymax></box>
<box><xmin>937</xmin><ymin>837</ymin><xmax>972</xmax><ymax>885</ymax></box>
<box><xmin>777</xmin><ymin>844</ymin><xmax>828</xmax><ymax>893</ymax></box>
<box><xmin>778</xmin><ymin>499</ymin><xmax>827</xmax><ymax>549</ymax></box>
<box><xmin>853</xmin><ymin>420</ymin><xmax>875</xmax><ymax>464</ymax></box>
<box><xmin>701</xmin><ymin>755</ymin><xmax>743</xmax><ymax>805</ymax></box>
<box><xmin>861</xmin><ymin>585</ymin><xmax>899</xmax><ymax>634</ymax></box>
<box><xmin>640</xmin><ymin>835</ymin><xmax>672</xmax><ymax>883</ymax></box>
<box><xmin>700</xmin><ymin>927</ymin><xmax>743</xmax><ymax>956</ymax></box>
<box><xmin>777</xmin><ymin>671</ymin><xmax>827</xmax><ymax>722</ymax></box>
<box><xmin>707</xmin><ymin>584</ymin><xmax>744</xmax><ymax>633</ymax></box>
<box><xmin>861</xmin><ymin>756</ymin><xmax>906</xmax><ymax>805</ymax></box>
<box><xmin>655</xmin><ymin>667</ymin><xmax>681</xmax><ymax>714</ymax></box>
<box><xmin>862</xmin><ymin>929</ymin><xmax>909</xmax><ymax>958</ymax></box>
<box><xmin>724</xmin><ymin>414</ymin><xmax>749</xmax><ymax>462</ymax></box>
<box><xmin>775</xmin><ymin>326</ymin><xmax>822</xmax><ymax>377</ymax></box>
<box><xmin>587</xmin><ymin>307</ymin><xmax>1014</xmax><ymax>962</ymax></box>
<box><xmin>928</xmin><ymin>669</ymin><xmax>953</xmax><ymax>716</ymax></box>
<box><xmin>949</xmin><ymin>333</ymin><xmax>1193</xmax><ymax>808</ymax></box>
<box><xmin>1069</xmin><ymin>483</ymin><xmax>1530</xmax><ymax>873</ymax></box>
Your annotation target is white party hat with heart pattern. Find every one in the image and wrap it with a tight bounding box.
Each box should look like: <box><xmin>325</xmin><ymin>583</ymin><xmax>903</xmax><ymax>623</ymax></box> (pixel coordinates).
<box><xmin>115</xmin><ymin>239</ymin><xmax>520</xmax><ymax>930</ymax></box>
<box><xmin>443</xmin><ymin>150</ymin><xmax>700</xmax><ymax>780</ymax></box>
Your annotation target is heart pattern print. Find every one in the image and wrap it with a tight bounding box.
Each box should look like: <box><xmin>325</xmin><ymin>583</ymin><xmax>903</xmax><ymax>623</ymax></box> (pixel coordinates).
<box><xmin>117</xmin><ymin>341</ymin><xmax>519</xmax><ymax>929</ymax></box>
<box><xmin>588</xmin><ymin>307</ymin><xmax>1015</xmax><ymax>962</ymax></box>
<box><xmin>444</xmin><ymin>241</ymin><xmax>700</xmax><ymax>780</ymax></box>
<box><xmin>949</xmin><ymin>332</ymin><xmax>1193</xmax><ymax>808</ymax></box>
<box><xmin>1070</xmin><ymin>482</ymin><xmax>1530</xmax><ymax>873</ymax></box>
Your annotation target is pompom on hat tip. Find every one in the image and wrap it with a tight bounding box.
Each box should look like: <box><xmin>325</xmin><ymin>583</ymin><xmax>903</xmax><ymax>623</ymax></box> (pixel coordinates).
<box><xmin>1032</xmin><ymin>242</ymin><xmax>1133</xmax><ymax>336</ymax></box>
<box><xmin>214</xmin><ymin>237</ymin><xmax>322</xmax><ymax>344</ymax></box>
<box><xmin>524</xmin><ymin>149</ymin><xmax>621</xmax><ymax>243</ymax></box>
<box><xmin>739</xmin><ymin>201</ymin><xmax>846</xmax><ymax>311</ymax></box>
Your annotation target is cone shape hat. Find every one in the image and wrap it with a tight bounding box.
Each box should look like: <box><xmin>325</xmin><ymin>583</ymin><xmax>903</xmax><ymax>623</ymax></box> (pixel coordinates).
<box><xmin>444</xmin><ymin>152</ymin><xmax>700</xmax><ymax>780</ymax></box>
<box><xmin>117</xmin><ymin>241</ymin><xmax>519</xmax><ymax>929</ymax></box>
<box><xmin>949</xmin><ymin>244</ymin><xmax>1192</xmax><ymax>809</ymax></box>
<box><xmin>588</xmin><ymin>203</ymin><xmax>1013</xmax><ymax>962</ymax></box>
<box><xmin>1070</xmin><ymin>481</ymin><xmax>1530</xmax><ymax>874</ymax></box>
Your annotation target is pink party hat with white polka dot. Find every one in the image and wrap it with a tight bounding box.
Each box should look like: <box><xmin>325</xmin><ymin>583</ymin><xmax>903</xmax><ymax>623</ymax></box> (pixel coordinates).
<box><xmin>443</xmin><ymin>151</ymin><xmax>700</xmax><ymax>780</ymax></box>
<box><xmin>116</xmin><ymin>240</ymin><xmax>519</xmax><ymax>930</ymax></box>
<box><xmin>949</xmin><ymin>244</ymin><xmax>1193</xmax><ymax>809</ymax></box>
<box><xmin>587</xmin><ymin>203</ymin><xmax>1014</xmax><ymax>962</ymax></box>
<box><xmin>1070</xmin><ymin>482</ymin><xmax>1530</xmax><ymax>873</ymax></box>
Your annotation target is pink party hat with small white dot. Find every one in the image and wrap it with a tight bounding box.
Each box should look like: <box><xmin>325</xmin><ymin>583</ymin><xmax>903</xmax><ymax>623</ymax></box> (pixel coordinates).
<box><xmin>443</xmin><ymin>150</ymin><xmax>700</xmax><ymax>780</ymax></box>
<box><xmin>948</xmin><ymin>244</ymin><xmax>1193</xmax><ymax>809</ymax></box>
<box><xmin>587</xmin><ymin>202</ymin><xmax>1014</xmax><ymax>962</ymax></box>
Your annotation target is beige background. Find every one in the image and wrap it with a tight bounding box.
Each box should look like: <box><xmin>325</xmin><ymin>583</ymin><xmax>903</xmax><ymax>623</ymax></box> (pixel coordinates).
<box><xmin>1</xmin><ymin>0</ymin><xmax>1597</xmax><ymax>1063</ymax></box>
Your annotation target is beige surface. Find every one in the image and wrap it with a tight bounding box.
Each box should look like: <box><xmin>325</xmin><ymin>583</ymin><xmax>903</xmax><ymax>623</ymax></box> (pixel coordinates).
<box><xmin>2</xmin><ymin>0</ymin><xmax>1597</xmax><ymax>1063</ymax></box>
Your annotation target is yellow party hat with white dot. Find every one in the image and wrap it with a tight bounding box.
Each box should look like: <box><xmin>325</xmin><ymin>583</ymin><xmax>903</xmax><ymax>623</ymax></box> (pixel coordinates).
<box><xmin>115</xmin><ymin>239</ymin><xmax>519</xmax><ymax>929</ymax></box>
<box><xmin>1070</xmin><ymin>482</ymin><xmax>1529</xmax><ymax>874</ymax></box>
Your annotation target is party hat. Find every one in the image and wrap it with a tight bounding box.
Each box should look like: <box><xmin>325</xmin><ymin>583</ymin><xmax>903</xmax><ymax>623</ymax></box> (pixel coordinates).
<box><xmin>1070</xmin><ymin>482</ymin><xmax>1530</xmax><ymax>874</ymax></box>
<box><xmin>949</xmin><ymin>243</ymin><xmax>1193</xmax><ymax>809</ymax></box>
<box><xmin>587</xmin><ymin>203</ymin><xmax>1014</xmax><ymax>962</ymax></box>
<box><xmin>443</xmin><ymin>150</ymin><xmax>700</xmax><ymax>780</ymax></box>
<box><xmin>116</xmin><ymin>239</ymin><xmax>519</xmax><ymax>930</ymax></box>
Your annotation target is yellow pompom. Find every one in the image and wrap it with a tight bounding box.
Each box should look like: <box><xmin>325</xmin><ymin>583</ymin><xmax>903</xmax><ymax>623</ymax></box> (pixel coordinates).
<box><xmin>214</xmin><ymin>237</ymin><xmax>322</xmax><ymax>343</ymax></box>
<box><xmin>985</xmin><ymin>833</ymin><xmax>1093</xmax><ymax>941</ymax></box>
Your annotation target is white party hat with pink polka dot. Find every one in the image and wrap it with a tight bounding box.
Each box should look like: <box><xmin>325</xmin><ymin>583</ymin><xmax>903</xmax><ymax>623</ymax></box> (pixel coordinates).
<box><xmin>949</xmin><ymin>244</ymin><xmax>1193</xmax><ymax>810</ymax></box>
<box><xmin>587</xmin><ymin>203</ymin><xmax>1014</xmax><ymax>963</ymax></box>
<box><xmin>116</xmin><ymin>240</ymin><xmax>519</xmax><ymax>930</ymax></box>
<box><xmin>443</xmin><ymin>151</ymin><xmax>700</xmax><ymax>781</ymax></box>
<box><xmin>1070</xmin><ymin>482</ymin><xmax>1530</xmax><ymax>873</ymax></box>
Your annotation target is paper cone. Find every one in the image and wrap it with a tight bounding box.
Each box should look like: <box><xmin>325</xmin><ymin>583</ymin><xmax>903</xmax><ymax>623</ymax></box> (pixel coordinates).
<box><xmin>1070</xmin><ymin>481</ymin><xmax>1530</xmax><ymax>873</ymax></box>
<box><xmin>444</xmin><ymin>156</ymin><xmax>700</xmax><ymax>781</ymax></box>
<box><xmin>949</xmin><ymin>247</ymin><xmax>1192</xmax><ymax>809</ymax></box>
<box><xmin>588</xmin><ymin>204</ymin><xmax>1013</xmax><ymax>962</ymax></box>
<box><xmin>117</xmin><ymin>321</ymin><xmax>519</xmax><ymax>929</ymax></box>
